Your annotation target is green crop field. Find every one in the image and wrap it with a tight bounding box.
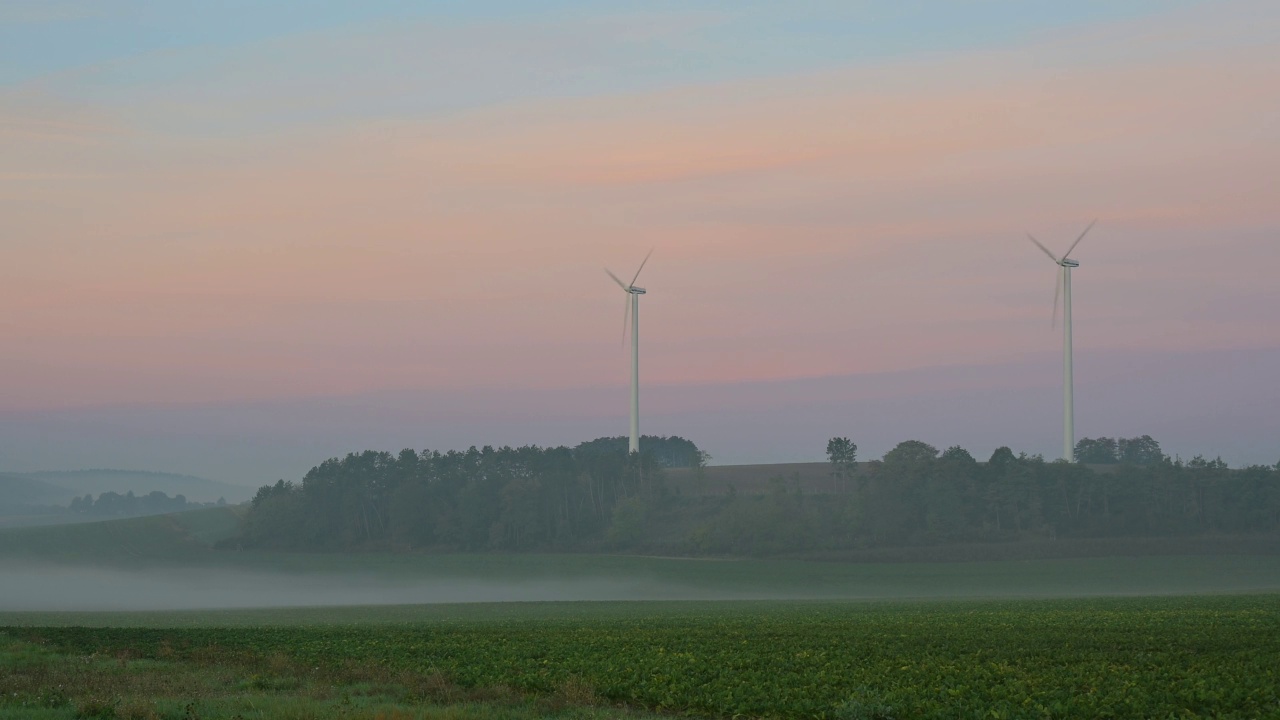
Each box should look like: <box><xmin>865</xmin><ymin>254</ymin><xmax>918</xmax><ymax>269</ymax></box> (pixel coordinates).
<box><xmin>4</xmin><ymin>596</ymin><xmax>1279</xmax><ymax>719</ymax></box>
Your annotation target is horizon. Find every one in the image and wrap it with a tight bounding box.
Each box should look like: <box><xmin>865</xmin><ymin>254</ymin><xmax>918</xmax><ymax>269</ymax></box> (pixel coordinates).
<box><xmin>3</xmin><ymin>343</ymin><xmax>1275</xmax><ymax>486</ymax></box>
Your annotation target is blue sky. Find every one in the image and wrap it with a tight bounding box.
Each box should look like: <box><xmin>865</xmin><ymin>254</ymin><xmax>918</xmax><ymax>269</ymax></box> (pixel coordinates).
<box><xmin>3</xmin><ymin>1</ymin><xmax>1199</xmax><ymax>88</ymax></box>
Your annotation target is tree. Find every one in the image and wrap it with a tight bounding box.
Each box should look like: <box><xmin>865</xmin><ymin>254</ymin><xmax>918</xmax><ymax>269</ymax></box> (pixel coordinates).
<box><xmin>1118</xmin><ymin>435</ymin><xmax>1164</xmax><ymax>465</ymax></box>
<box><xmin>826</xmin><ymin>437</ymin><xmax>858</xmax><ymax>493</ymax></box>
<box><xmin>574</xmin><ymin>435</ymin><xmax>704</xmax><ymax>468</ymax></box>
<box><xmin>979</xmin><ymin>448</ymin><xmax>1019</xmax><ymax>532</ymax></box>
<box><xmin>693</xmin><ymin>450</ymin><xmax>712</xmax><ymax>481</ymax></box>
<box><xmin>1075</xmin><ymin>437</ymin><xmax>1119</xmax><ymax>464</ymax></box>
<box><xmin>938</xmin><ymin>446</ymin><xmax>979</xmax><ymax>534</ymax></box>
<box><xmin>884</xmin><ymin>440</ymin><xmax>940</xmax><ymax>468</ymax></box>
<box><xmin>868</xmin><ymin>441</ymin><xmax>938</xmax><ymax>544</ymax></box>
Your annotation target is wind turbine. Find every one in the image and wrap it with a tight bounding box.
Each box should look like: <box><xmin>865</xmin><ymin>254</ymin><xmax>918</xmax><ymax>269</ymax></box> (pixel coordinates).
<box><xmin>605</xmin><ymin>250</ymin><xmax>653</xmax><ymax>454</ymax></box>
<box><xmin>1026</xmin><ymin>220</ymin><xmax>1096</xmax><ymax>463</ymax></box>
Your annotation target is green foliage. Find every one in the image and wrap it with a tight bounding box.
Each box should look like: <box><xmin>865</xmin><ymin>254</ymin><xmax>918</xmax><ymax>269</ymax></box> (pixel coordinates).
<box><xmin>694</xmin><ymin>476</ymin><xmax>815</xmax><ymax>555</ymax></box>
<box><xmin>605</xmin><ymin>497</ymin><xmax>648</xmax><ymax>548</ymax></box>
<box><xmin>574</xmin><ymin>436</ymin><xmax>704</xmax><ymax>468</ymax></box>
<box><xmin>713</xmin><ymin>439</ymin><xmax>1280</xmax><ymax>553</ymax></box>
<box><xmin>68</xmin><ymin>489</ymin><xmax>201</xmax><ymax>518</ymax></box>
<box><xmin>239</xmin><ymin>444</ymin><xmax>668</xmax><ymax>552</ymax></box>
<box><xmin>825</xmin><ymin>437</ymin><xmax>858</xmax><ymax>494</ymax></box>
<box><xmin>230</xmin><ymin>433</ymin><xmax>1280</xmax><ymax>556</ymax></box>
<box><xmin>10</xmin><ymin>596</ymin><xmax>1280</xmax><ymax>719</ymax></box>
<box><xmin>1076</xmin><ymin>435</ymin><xmax>1166</xmax><ymax>465</ymax></box>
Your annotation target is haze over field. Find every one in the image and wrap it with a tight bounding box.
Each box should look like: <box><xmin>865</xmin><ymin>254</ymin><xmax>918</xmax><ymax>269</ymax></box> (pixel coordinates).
<box><xmin>7</xmin><ymin>556</ymin><xmax>1280</xmax><ymax>614</ymax></box>
<box><xmin>2</xmin><ymin>1</ymin><xmax>1278</xmax><ymax>483</ymax></box>
<box><xmin>0</xmin><ymin>506</ymin><xmax>1275</xmax><ymax>613</ymax></box>
<box><xmin>0</xmin><ymin>564</ymin><xmax>721</xmax><ymax>612</ymax></box>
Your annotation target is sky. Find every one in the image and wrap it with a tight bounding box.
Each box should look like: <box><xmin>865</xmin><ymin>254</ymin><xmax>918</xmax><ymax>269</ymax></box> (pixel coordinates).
<box><xmin>2</xmin><ymin>0</ymin><xmax>1278</xmax><ymax>484</ymax></box>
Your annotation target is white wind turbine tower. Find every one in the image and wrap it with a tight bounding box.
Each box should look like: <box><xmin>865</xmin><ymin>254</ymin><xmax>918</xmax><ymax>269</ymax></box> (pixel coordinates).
<box><xmin>1026</xmin><ymin>220</ymin><xmax>1096</xmax><ymax>463</ymax></box>
<box><xmin>605</xmin><ymin>250</ymin><xmax>653</xmax><ymax>455</ymax></box>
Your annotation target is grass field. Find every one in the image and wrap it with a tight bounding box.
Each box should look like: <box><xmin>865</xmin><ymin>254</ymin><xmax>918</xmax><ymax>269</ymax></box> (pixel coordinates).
<box><xmin>4</xmin><ymin>596</ymin><xmax>1279</xmax><ymax>719</ymax></box>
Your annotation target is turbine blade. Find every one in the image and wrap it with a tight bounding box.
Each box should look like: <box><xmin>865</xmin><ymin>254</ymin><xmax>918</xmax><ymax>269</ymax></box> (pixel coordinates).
<box><xmin>1052</xmin><ymin>270</ymin><xmax>1062</xmax><ymax>328</ymax></box>
<box><xmin>629</xmin><ymin>247</ymin><xmax>654</xmax><ymax>287</ymax></box>
<box><xmin>1062</xmin><ymin>218</ymin><xmax>1097</xmax><ymax>260</ymax></box>
<box><xmin>1026</xmin><ymin>233</ymin><xmax>1060</xmax><ymax>263</ymax></box>
<box><xmin>605</xmin><ymin>268</ymin><xmax>628</xmax><ymax>290</ymax></box>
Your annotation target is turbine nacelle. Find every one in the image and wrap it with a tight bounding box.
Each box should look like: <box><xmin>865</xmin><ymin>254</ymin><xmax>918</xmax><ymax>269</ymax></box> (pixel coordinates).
<box><xmin>605</xmin><ymin>248</ymin><xmax>654</xmax><ymax>346</ymax></box>
<box><xmin>1026</xmin><ymin>220</ymin><xmax>1095</xmax><ymax>329</ymax></box>
<box><xmin>1027</xmin><ymin>219</ymin><xmax>1095</xmax><ymax>269</ymax></box>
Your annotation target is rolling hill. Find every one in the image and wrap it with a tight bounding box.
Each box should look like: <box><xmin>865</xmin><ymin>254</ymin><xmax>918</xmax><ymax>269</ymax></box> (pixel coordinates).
<box><xmin>0</xmin><ymin>473</ymin><xmax>70</xmax><ymax>508</ymax></box>
<box><xmin>7</xmin><ymin>469</ymin><xmax>254</xmax><ymax>504</ymax></box>
<box><xmin>0</xmin><ymin>505</ymin><xmax>244</xmax><ymax>566</ymax></box>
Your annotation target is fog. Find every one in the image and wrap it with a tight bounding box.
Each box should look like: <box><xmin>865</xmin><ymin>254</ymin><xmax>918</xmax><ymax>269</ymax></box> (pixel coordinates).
<box><xmin>0</xmin><ymin>564</ymin><xmax>763</xmax><ymax>612</ymax></box>
<box><xmin>4</xmin><ymin>556</ymin><xmax>1278</xmax><ymax>613</ymax></box>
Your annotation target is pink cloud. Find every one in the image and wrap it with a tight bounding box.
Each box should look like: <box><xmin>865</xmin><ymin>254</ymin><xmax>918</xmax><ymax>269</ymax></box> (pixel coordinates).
<box><xmin>1</xmin><ymin>4</ymin><xmax>1277</xmax><ymax>410</ymax></box>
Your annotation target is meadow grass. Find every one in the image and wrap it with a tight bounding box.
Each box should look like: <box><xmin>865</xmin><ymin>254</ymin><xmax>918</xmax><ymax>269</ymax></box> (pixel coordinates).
<box><xmin>1</xmin><ymin>605</ymin><xmax>685</xmax><ymax>719</ymax></box>
<box><xmin>0</xmin><ymin>628</ymin><xmax>667</xmax><ymax>719</ymax></box>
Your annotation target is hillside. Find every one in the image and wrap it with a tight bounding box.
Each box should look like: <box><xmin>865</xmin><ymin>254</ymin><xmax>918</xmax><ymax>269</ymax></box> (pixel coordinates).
<box><xmin>665</xmin><ymin>462</ymin><xmax>833</xmax><ymax>495</ymax></box>
<box><xmin>0</xmin><ymin>505</ymin><xmax>243</xmax><ymax>566</ymax></box>
<box><xmin>0</xmin><ymin>473</ymin><xmax>70</xmax><ymax>507</ymax></box>
<box><xmin>662</xmin><ymin>461</ymin><xmax>1122</xmax><ymax>496</ymax></box>
<box><xmin>11</xmin><ymin>469</ymin><xmax>254</xmax><ymax>504</ymax></box>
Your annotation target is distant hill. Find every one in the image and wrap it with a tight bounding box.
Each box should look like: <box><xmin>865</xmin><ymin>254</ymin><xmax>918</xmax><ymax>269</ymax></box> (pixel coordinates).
<box><xmin>0</xmin><ymin>505</ymin><xmax>243</xmax><ymax>566</ymax></box>
<box><xmin>4</xmin><ymin>470</ymin><xmax>253</xmax><ymax>504</ymax></box>
<box><xmin>0</xmin><ymin>473</ymin><xmax>71</xmax><ymax>508</ymax></box>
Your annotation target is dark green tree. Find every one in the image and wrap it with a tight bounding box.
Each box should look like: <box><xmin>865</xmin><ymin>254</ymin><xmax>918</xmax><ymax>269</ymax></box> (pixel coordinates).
<box><xmin>1118</xmin><ymin>435</ymin><xmax>1164</xmax><ymax>465</ymax></box>
<box><xmin>1075</xmin><ymin>437</ymin><xmax>1119</xmax><ymax>464</ymax></box>
<box><xmin>825</xmin><ymin>437</ymin><xmax>858</xmax><ymax>493</ymax></box>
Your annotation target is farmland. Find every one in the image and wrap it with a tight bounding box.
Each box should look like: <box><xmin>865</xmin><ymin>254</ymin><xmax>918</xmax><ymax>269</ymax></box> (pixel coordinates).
<box><xmin>4</xmin><ymin>508</ymin><xmax>1280</xmax><ymax>717</ymax></box>
<box><xmin>4</xmin><ymin>595</ymin><xmax>1280</xmax><ymax>719</ymax></box>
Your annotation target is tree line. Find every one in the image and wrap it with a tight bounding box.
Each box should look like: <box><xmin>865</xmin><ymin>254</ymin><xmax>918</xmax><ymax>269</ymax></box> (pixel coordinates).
<box><xmin>237</xmin><ymin>438</ymin><xmax>679</xmax><ymax>551</ymax></box>
<box><xmin>231</xmin><ymin>434</ymin><xmax>1279</xmax><ymax>555</ymax></box>
<box><xmin>694</xmin><ymin>436</ymin><xmax>1278</xmax><ymax>555</ymax></box>
<box><xmin>68</xmin><ymin>490</ymin><xmax>226</xmax><ymax>518</ymax></box>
